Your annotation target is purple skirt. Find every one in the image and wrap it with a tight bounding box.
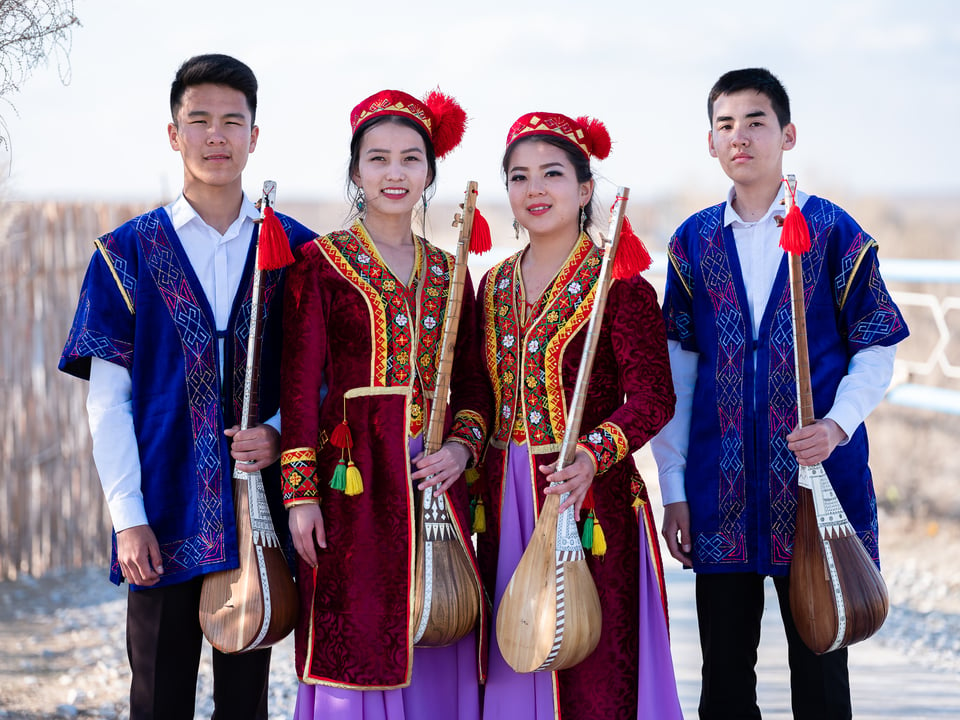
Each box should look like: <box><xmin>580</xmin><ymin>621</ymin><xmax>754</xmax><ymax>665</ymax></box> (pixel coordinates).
<box><xmin>482</xmin><ymin>443</ymin><xmax>683</xmax><ymax>720</ymax></box>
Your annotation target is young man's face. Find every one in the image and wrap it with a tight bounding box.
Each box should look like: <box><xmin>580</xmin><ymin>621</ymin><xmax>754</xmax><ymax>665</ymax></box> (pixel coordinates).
<box><xmin>708</xmin><ymin>90</ymin><xmax>795</xmax><ymax>191</ymax></box>
<box><xmin>167</xmin><ymin>83</ymin><xmax>259</xmax><ymax>193</ymax></box>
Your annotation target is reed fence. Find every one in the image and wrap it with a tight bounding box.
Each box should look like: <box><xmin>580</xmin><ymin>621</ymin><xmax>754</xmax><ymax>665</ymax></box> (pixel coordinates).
<box><xmin>0</xmin><ymin>201</ymin><xmax>147</xmax><ymax>580</ymax></box>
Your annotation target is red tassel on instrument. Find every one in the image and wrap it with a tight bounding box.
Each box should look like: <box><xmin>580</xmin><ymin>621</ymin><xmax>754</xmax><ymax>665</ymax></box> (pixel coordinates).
<box><xmin>611</xmin><ymin>213</ymin><xmax>652</xmax><ymax>280</ymax></box>
<box><xmin>330</xmin><ymin>418</ymin><xmax>353</xmax><ymax>449</ymax></box>
<box><xmin>779</xmin><ymin>203</ymin><xmax>811</xmax><ymax>255</ymax></box>
<box><xmin>469</xmin><ymin>190</ymin><xmax>491</xmax><ymax>255</ymax></box>
<box><xmin>257</xmin><ymin>206</ymin><xmax>295</xmax><ymax>271</ymax></box>
<box><xmin>779</xmin><ymin>181</ymin><xmax>811</xmax><ymax>255</ymax></box>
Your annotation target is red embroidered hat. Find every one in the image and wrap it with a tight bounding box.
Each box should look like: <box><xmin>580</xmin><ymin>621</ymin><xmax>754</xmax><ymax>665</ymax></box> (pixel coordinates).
<box><xmin>350</xmin><ymin>89</ymin><xmax>467</xmax><ymax>160</ymax></box>
<box><xmin>505</xmin><ymin>112</ymin><xmax>612</xmax><ymax>161</ymax></box>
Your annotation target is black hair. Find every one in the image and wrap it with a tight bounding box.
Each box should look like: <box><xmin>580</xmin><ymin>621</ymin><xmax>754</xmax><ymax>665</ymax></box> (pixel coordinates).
<box><xmin>501</xmin><ymin>133</ymin><xmax>596</xmax><ymax>231</ymax></box>
<box><xmin>708</xmin><ymin>68</ymin><xmax>791</xmax><ymax>129</ymax></box>
<box><xmin>346</xmin><ymin>114</ymin><xmax>438</xmax><ymax>220</ymax></box>
<box><xmin>170</xmin><ymin>54</ymin><xmax>258</xmax><ymax>125</ymax></box>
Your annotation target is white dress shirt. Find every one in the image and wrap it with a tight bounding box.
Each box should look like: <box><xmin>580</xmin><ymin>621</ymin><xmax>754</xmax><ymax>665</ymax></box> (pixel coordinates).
<box><xmin>651</xmin><ymin>187</ymin><xmax>897</xmax><ymax>505</ymax></box>
<box><xmin>87</xmin><ymin>194</ymin><xmax>279</xmax><ymax>531</ymax></box>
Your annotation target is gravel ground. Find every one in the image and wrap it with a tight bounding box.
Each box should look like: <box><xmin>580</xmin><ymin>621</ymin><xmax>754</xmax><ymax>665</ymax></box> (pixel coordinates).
<box><xmin>1</xmin><ymin>509</ymin><xmax>958</xmax><ymax>719</ymax></box>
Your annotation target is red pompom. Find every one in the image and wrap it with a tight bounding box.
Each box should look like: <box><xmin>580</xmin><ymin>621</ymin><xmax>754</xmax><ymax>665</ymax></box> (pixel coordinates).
<box><xmin>576</xmin><ymin>116</ymin><xmax>611</xmax><ymax>160</ymax></box>
<box><xmin>612</xmin><ymin>214</ymin><xmax>652</xmax><ymax>280</ymax></box>
<box><xmin>779</xmin><ymin>203</ymin><xmax>811</xmax><ymax>255</ymax></box>
<box><xmin>257</xmin><ymin>206</ymin><xmax>294</xmax><ymax>271</ymax></box>
<box><xmin>424</xmin><ymin>89</ymin><xmax>467</xmax><ymax>160</ymax></box>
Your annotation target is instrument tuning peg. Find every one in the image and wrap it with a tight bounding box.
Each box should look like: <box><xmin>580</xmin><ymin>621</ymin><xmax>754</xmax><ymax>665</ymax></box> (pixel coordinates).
<box><xmin>452</xmin><ymin>212</ymin><xmax>463</xmax><ymax>228</ymax></box>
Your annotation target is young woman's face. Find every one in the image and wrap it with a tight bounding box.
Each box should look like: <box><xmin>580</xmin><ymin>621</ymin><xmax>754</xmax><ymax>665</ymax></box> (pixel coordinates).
<box><xmin>506</xmin><ymin>139</ymin><xmax>592</xmax><ymax>241</ymax></box>
<box><xmin>352</xmin><ymin>121</ymin><xmax>431</xmax><ymax>221</ymax></box>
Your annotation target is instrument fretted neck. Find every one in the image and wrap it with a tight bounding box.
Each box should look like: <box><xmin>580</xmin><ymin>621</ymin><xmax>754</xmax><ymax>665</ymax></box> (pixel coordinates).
<box><xmin>556</xmin><ymin>188</ymin><xmax>630</xmax><ymax>469</ymax></box>
<box><xmin>423</xmin><ymin>181</ymin><xmax>478</xmax><ymax>455</ymax></box>
<box><xmin>784</xmin><ymin>177</ymin><xmax>815</xmax><ymax>428</ymax></box>
<box><xmin>784</xmin><ymin>173</ymin><xmax>890</xmax><ymax>655</ymax></box>
<box><xmin>239</xmin><ymin>181</ymin><xmax>276</xmax><ymax>431</ymax></box>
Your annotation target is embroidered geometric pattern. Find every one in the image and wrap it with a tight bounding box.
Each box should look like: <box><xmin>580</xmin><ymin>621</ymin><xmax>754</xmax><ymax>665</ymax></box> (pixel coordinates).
<box><xmin>318</xmin><ymin>223</ymin><xmax>455</xmax><ymax>438</ymax></box>
<box><xmin>483</xmin><ymin>254</ymin><xmax>523</xmax><ymax>443</ymax></box>
<box><xmin>538</xmin><ymin>247</ymin><xmax>599</xmax><ymax>439</ymax></box>
<box><xmin>97</xmin><ymin>232</ymin><xmax>138</xmax><ymax>308</ymax></box>
<box><xmin>577</xmin><ymin>421</ymin><xmax>629</xmax><ymax>475</ymax></box>
<box><xmin>352</xmin><ymin>96</ymin><xmax>433</xmax><ymax>135</ymax></box>
<box><xmin>318</xmin><ymin>226</ymin><xmax>396</xmax><ymax>387</ymax></box>
<box><xmin>413</xmin><ymin>242</ymin><xmax>453</xmax><ymax>406</ymax></box>
<box><xmin>507</xmin><ymin>113</ymin><xmax>589</xmax><ymax>158</ymax></box>
<box><xmin>768</xmin><ymin>279</ymin><xmax>799</xmax><ymax>567</ymax></box>
<box><xmin>696</xmin><ymin>207</ymin><xmax>748</xmax><ymax>564</ymax></box>
<box><xmin>282</xmin><ymin>447</ymin><xmax>319</xmax><ymax>504</ymax></box>
<box><xmin>448</xmin><ymin>409</ymin><xmax>488</xmax><ymax>464</ymax></box>
<box><xmin>136</xmin><ymin>211</ymin><xmax>226</xmax><ymax>570</ymax></box>
<box><xmin>482</xmin><ymin>236</ymin><xmax>599</xmax><ymax>448</ymax></box>
<box><xmin>60</xmin><ymin>288</ymin><xmax>135</xmax><ymax>370</ymax></box>
<box><xmin>696</xmin><ymin>532</ymin><xmax>746</xmax><ymax>565</ymax></box>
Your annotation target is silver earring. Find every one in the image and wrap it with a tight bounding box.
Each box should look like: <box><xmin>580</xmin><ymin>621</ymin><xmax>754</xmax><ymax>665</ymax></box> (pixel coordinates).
<box><xmin>356</xmin><ymin>188</ymin><xmax>366</xmax><ymax>215</ymax></box>
<box><xmin>578</xmin><ymin>205</ymin><xmax>586</xmax><ymax>236</ymax></box>
<box><xmin>422</xmin><ymin>192</ymin><xmax>428</xmax><ymax>211</ymax></box>
<box><xmin>513</xmin><ymin>218</ymin><xmax>520</xmax><ymax>240</ymax></box>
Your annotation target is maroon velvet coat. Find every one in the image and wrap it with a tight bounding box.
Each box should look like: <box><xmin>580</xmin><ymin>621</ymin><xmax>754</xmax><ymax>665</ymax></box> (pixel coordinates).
<box><xmin>476</xmin><ymin>235</ymin><xmax>675</xmax><ymax>719</ymax></box>
<box><xmin>280</xmin><ymin>222</ymin><xmax>491</xmax><ymax>689</ymax></box>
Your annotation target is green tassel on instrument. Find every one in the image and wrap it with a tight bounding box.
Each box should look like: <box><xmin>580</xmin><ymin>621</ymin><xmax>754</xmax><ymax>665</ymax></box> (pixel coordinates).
<box><xmin>581</xmin><ymin>511</ymin><xmax>595</xmax><ymax>550</ymax></box>
<box><xmin>330</xmin><ymin>458</ymin><xmax>347</xmax><ymax>492</ymax></box>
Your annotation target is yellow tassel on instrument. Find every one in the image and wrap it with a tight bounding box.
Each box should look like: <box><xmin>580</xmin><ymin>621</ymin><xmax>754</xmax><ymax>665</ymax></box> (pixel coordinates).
<box><xmin>473</xmin><ymin>498</ymin><xmax>486</xmax><ymax>533</ymax></box>
<box><xmin>592</xmin><ymin>519</ymin><xmax>607</xmax><ymax>557</ymax></box>
<box><xmin>465</xmin><ymin>466</ymin><xmax>479</xmax><ymax>486</ymax></box>
<box><xmin>344</xmin><ymin>460</ymin><xmax>363</xmax><ymax>496</ymax></box>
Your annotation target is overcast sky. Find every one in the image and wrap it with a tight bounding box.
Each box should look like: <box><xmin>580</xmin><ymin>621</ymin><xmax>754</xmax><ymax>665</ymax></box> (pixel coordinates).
<box><xmin>1</xmin><ymin>0</ymin><xmax>957</xmax><ymax>207</ymax></box>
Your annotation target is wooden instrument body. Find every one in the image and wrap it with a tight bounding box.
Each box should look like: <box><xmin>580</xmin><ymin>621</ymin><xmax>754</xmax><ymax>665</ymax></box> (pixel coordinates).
<box><xmin>790</xmin><ymin>465</ymin><xmax>889</xmax><ymax>654</ymax></box>
<box><xmin>783</xmin><ymin>175</ymin><xmax>889</xmax><ymax>654</ymax></box>
<box><xmin>198</xmin><ymin>181</ymin><xmax>299</xmax><ymax>654</ymax></box>
<box><xmin>495</xmin><ymin>492</ymin><xmax>602</xmax><ymax>672</ymax></box>
<box><xmin>199</xmin><ymin>467</ymin><xmax>299</xmax><ymax>653</ymax></box>
<box><xmin>411</xmin><ymin>181</ymin><xmax>483</xmax><ymax>647</ymax></box>
<box><xmin>412</xmin><ymin>489</ymin><xmax>482</xmax><ymax>646</ymax></box>
<box><xmin>495</xmin><ymin>189</ymin><xmax>631</xmax><ymax>672</ymax></box>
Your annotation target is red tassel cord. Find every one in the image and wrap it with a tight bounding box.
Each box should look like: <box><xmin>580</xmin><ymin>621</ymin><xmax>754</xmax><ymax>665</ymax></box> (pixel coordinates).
<box><xmin>778</xmin><ymin>181</ymin><xmax>811</xmax><ymax>255</ymax></box>
<box><xmin>257</xmin><ymin>206</ymin><xmax>295</xmax><ymax>271</ymax></box>
<box><xmin>468</xmin><ymin>189</ymin><xmax>491</xmax><ymax>255</ymax></box>
<box><xmin>330</xmin><ymin>418</ymin><xmax>353</xmax><ymax>450</ymax></box>
<box><xmin>610</xmin><ymin>205</ymin><xmax>652</xmax><ymax>280</ymax></box>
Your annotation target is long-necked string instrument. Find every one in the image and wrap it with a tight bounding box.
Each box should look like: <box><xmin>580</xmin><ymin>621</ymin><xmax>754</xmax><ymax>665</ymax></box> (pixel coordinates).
<box><xmin>782</xmin><ymin>175</ymin><xmax>889</xmax><ymax>655</ymax></box>
<box><xmin>495</xmin><ymin>188</ymin><xmax>632</xmax><ymax>673</ymax></box>
<box><xmin>411</xmin><ymin>181</ymin><xmax>486</xmax><ymax>647</ymax></box>
<box><xmin>199</xmin><ymin>180</ymin><xmax>299</xmax><ymax>653</ymax></box>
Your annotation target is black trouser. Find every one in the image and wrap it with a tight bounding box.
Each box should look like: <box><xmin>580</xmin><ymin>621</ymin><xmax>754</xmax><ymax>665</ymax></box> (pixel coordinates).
<box><xmin>126</xmin><ymin>575</ymin><xmax>271</xmax><ymax>720</ymax></box>
<box><xmin>696</xmin><ymin>572</ymin><xmax>851</xmax><ymax>720</ymax></box>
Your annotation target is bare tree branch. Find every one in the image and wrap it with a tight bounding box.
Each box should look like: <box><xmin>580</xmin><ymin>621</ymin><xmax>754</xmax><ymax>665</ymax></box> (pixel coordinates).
<box><xmin>0</xmin><ymin>0</ymin><xmax>80</xmax><ymax>149</ymax></box>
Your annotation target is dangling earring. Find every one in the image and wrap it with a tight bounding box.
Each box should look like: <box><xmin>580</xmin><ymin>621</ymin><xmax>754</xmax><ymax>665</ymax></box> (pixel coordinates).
<box><xmin>578</xmin><ymin>205</ymin><xmax>586</xmax><ymax>236</ymax></box>
<box><xmin>512</xmin><ymin>218</ymin><xmax>520</xmax><ymax>241</ymax></box>
<box><xmin>356</xmin><ymin>188</ymin><xmax>366</xmax><ymax>216</ymax></box>
<box><xmin>422</xmin><ymin>192</ymin><xmax>429</xmax><ymax>211</ymax></box>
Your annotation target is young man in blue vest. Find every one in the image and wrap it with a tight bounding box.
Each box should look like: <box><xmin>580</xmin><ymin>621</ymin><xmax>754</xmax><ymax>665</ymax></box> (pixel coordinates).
<box><xmin>652</xmin><ymin>67</ymin><xmax>909</xmax><ymax>719</ymax></box>
<box><xmin>60</xmin><ymin>54</ymin><xmax>314</xmax><ymax>719</ymax></box>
